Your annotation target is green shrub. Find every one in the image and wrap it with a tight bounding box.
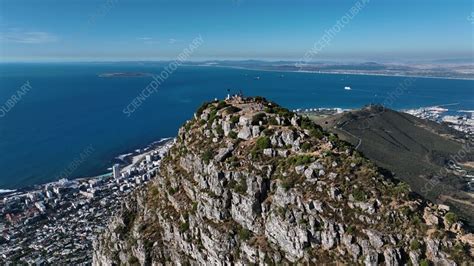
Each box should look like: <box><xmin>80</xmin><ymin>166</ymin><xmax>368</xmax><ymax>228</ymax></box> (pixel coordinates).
<box><xmin>298</xmin><ymin>218</ymin><xmax>307</xmax><ymax>224</ymax></box>
<box><xmin>227</xmin><ymin>179</ymin><xmax>237</xmax><ymax>189</ymax></box>
<box><xmin>196</xmin><ymin>102</ymin><xmax>210</xmax><ymax>116</ymax></box>
<box><xmin>168</xmin><ymin>187</ymin><xmax>177</xmax><ymax>195</ymax></box>
<box><xmin>254</xmin><ymin>96</ymin><xmax>266</xmax><ymax>103</ymax></box>
<box><xmin>297</xmin><ymin>155</ymin><xmax>312</xmax><ymax>165</ymax></box>
<box><xmin>184</xmin><ymin>121</ymin><xmax>192</xmax><ymax>131</ymax></box>
<box><xmin>179</xmin><ymin>222</ymin><xmax>190</xmax><ymax>233</ymax></box>
<box><xmin>229</xmin><ymin>131</ymin><xmax>238</xmax><ymax>139</ymax></box>
<box><xmin>128</xmin><ymin>256</ymin><xmax>140</xmax><ymax>265</ymax></box>
<box><xmin>207</xmin><ymin>109</ymin><xmax>218</xmax><ymax>126</ymax></box>
<box><xmin>410</xmin><ymin>239</ymin><xmax>421</xmax><ymax>250</ymax></box>
<box><xmin>419</xmin><ymin>259</ymin><xmax>430</xmax><ymax>266</ymax></box>
<box><xmin>149</xmin><ymin>185</ymin><xmax>159</xmax><ymax>198</ymax></box>
<box><xmin>275</xmin><ymin>107</ymin><xmax>292</xmax><ymax>118</ymax></box>
<box><xmin>264</xmin><ymin>107</ymin><xmax>275</xmax><ymax>113</ymax></box>
<box><xmin>264</xmin><ymin>105</ymin><xmax>292</xmax><ymax>118</ymax></box>
<box><xmin>346</xmin><ymin>225</ymin><xmax>355</xmax><ymax>234</ymax></box>
<box><xmin>328</xmin><ymin>133</ymin><xmax>338</xmax><ymax>142</ymax></box>
<box><xmin>216</xmin><ymin>125</ymin><xmax>224</xmax><ymax>136</ymax></box>
<box><xmin>226</xmin><ymin>106</ymin><xmax>241</xmax><ymax>113</ymax></box>
<box><xmin>445</xmin><ymin>212</ymin><xmax>458</xmax><ymax>226</ymax></box>
<box><xmin>235</xmin><ymin>178</ymin><xmax>247</xmax><ymax>194</ymax></box>
<box><xmin>394</xmin><ymin>182</ymin><xmax>410</xmax><ymax>199</ymax></box>
<box><xmin>300</xmin><ymin>116</ymin><xmax>318</xmax><ymax>130</ymax></box>
<box><xmin>255</xmin><ymin>136</ymin><xmax>271</xmax><ymax>150</ymax></box>
<box><xmin>252</xmin><ymin>113</ymin><xmax>267</xmax><ymax>125</ymax></box>
<box><xmin>202</xmin><ymin>149</ymin><xmax>214</xmax><ymax>164</ymax></box>
<box><xmin>268</xmin><ymin>116</ymin><xmax>278</xmax><ymax>125</ymax></box>
<box><xmin>400</xmin><ymin>206</ymin><xmax>412</xmax><ymax>217</ymax></box>
<box><xmin>281</xmin><ymin>176</ymin><xmax>297</xmax><ymax>191</ymax></box>
<box><xmin>452</xmin><ymin>242</ymin><xmax>469</xmax><ymax>260</ymax></box>
<box><xmin>277</xmin><ymin>206</ymin><xmax>286</xmax><ymax>217</ymax></box>
<box><xmin>352</xmin><ymin>188</ymin><xmax>367</xmax><ymax>201</ymax></box>
<box><xmin>262</xmin><ymin>128</ymin><xmax>275</xmax><ymax>136</ymax></box>
<box><xmin>230</xmin><ymin>115</ymin><xmax>240</xmax><ymax>124</ymax></box>
<box><xmin>216</xmin><ymin>100</ymin><xmax>228</xmax><ymax>110</ymax></box>
<box><xmin>229</xmin><ymin>156</ymin><xmax>240</xmax><ymax>167</ymax></box>
<box><xmin>301</xmin><ymin>142</ymin><xmax>312</xmax><ymax>152</ymax></box>
<box><xmin>288</xmin><ymin>155</ymin><xmax>312</xmax><ymax>165</ymax></box>
<box><xmin>315</xmin><ymin>221</ymin><xmax>324</xmax><ymax>230</ymax></box>
<box><xmin>411</xmin><ymin>214</ymin><xmax>422</xmax><ymax>226</ymax></box>
<box><xmin>238</xmin><ymin>228</ymin><xmax>251</xmax><ymax>241</ymax></box>
<box><xmin>309</xmin><ymin>128</ymin><xmax>324</xmax><ymax>139</ymax></box>
<box><xmin>250</xmin><ymin>148</ymin><xmax>259</xmax><ymax>159</ymax></box>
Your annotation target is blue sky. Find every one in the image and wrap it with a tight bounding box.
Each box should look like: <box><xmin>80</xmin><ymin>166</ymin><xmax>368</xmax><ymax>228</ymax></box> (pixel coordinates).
<box><xmin>0</xmin><ymin>0</ymin><xmax>472</xmax><ymax>62</ymax></box>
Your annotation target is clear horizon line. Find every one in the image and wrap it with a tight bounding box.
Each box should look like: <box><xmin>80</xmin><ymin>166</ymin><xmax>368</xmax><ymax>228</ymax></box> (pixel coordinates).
<box><xmin>1</xmin><ymin>57</ymin><xmax>473</xmax><ymax>64</ymax></box>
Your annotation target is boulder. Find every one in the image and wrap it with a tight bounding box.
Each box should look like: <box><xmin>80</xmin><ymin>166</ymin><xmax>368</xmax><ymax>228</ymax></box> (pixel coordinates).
<box><xmin>252</xmin><ymin>125</ymin><xmax>261</xmax><ymax>138</ymax></box>
<box><xmin>423</xmin><ymin>207</ymin><xmax>439</xmax><ymax>226</ymax></box>
<box><xmin>238</xmin><ymin>126</ymin><xmax>252</xmax><ymax>140</ymax></box>
<box><xmin>263</xmin><ymin>148</ymin><xmax>275</xmax><ymax>157</ymax></box>
<box><xmin>214</xmin><ymin>144</ymin><xmax>234</xmax><ymax>162</ymax></box>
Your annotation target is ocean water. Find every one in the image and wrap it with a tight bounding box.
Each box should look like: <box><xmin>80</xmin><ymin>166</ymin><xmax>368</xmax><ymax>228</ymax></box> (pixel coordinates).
<box><xmin>0</xmin><ymin>62</ymin><xmax>473</xmax><ymax>189</ymax></box>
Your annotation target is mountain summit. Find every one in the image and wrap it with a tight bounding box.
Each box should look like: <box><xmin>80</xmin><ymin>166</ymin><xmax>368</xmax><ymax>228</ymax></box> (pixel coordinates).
<box><xmin>93</xmin><ymin>97</ymin><xmax>472</xmax><ymax>265</ymax></box>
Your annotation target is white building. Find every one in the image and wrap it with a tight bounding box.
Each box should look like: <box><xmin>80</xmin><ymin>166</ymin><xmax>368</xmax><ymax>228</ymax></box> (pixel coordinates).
<box><xmin>79</xmin><ymin>191</ymin><xmax>95</xmax><ymax>199</ymax></box>
<box><xmin>113</xmin><ymin>164</ymin><xmax>121</xmax><ymax>179</ymax></box>
<box><xmin>35</xmin><ymin>202</ymin><xmax>46</xmax><ymax>213</ymax></box>
<box><xmin>45</xmin><ymin>190</ymin><xmax>54</xmax><ymax>198</ymax></box>
<box><xmin>121</xmin><ymin>171</ymin><xmax>130</xmax><ymax>178</ymax></box>
<box><xmin>53</xmin><ymin>187</ymin><xmax>61</xmax><ymax>196</ymax></box>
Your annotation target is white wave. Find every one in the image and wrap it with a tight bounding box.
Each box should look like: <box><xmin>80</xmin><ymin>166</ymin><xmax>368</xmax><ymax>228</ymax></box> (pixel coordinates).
<box><xmin>152</xmin><ymin>137</ymin><xmax>173</xmax><ymax>144</ymax></box>
<box><xmin>116</xmin><ymin>152</ymin><xmax>133</xmax><ymax>160</ymax></box>
<box><xmin>0</xmin><ymin>189</ymin><xmax>16</xmax><ymax>194</ymax></box>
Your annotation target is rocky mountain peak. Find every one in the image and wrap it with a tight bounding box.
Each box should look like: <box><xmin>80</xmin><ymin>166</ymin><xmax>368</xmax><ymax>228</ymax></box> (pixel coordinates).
<box><xmin>93</xmin><ymin>96</ymin><xmax>473</xmax><ymax>265</ymax></box>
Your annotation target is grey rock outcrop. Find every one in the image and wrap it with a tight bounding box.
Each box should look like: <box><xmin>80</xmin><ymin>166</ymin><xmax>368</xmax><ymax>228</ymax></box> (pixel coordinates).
<box><xmin>93</xmin><ymin>97</ymin><xmax>472</xmax><ymax>265</ymax></box>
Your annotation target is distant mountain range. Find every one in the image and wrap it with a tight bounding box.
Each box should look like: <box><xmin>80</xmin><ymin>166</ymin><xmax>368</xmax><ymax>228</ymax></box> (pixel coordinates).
<box><xmin>185</xmin><ymin>60</ymin><xmax>474</xmax><ymax>80</ymax></box>
<box><xmin>83</xmin><ymin>59</ymin><xmax>474</xmax><ymax>80</ymax></box>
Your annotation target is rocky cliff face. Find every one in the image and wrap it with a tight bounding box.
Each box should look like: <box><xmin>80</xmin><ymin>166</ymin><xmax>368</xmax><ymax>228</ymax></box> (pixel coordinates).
<box><xmin>93</xmin><ymin>97</ymin><xmax>473</xmax><ymax>265</ymax></box>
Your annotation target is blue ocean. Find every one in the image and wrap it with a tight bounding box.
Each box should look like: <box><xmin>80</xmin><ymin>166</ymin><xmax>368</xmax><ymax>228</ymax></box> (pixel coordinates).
<box><xmin>0</xmin><ymin>62</ymin><xmax>473</xmax><ymax>189</ymax></box>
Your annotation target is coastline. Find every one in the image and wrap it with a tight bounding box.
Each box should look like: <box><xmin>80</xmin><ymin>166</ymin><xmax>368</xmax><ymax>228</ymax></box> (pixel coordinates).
<box><xmin>0</xmin><ymin>136</ymin><xmax>175</xmax><ymax>263</ymax></box>
<box><xmin>188</xmin><ymin>64</ymin><xmax>474</xmax><ymax>81</ymax></box>
<box><xmin>0</xmin><ymin>189</ymin><xmax>16</xmax><ymax>194</ymax></box>
<box><xmin>116</xmin><ymin>137</ymin><xmax>174</xmax><ymax>173</ymax></box>
<box><xmin>0</xmin><ymin>137</ymin><xmax>174</xmax><ymax>197</ymax></box>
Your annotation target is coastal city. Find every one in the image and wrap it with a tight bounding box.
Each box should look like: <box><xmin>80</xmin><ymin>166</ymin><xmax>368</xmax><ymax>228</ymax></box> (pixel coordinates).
<box><xmin>403</xmin><ymin>106</ymin><xmax>474</xmax><ymax>136</ymax></box>
<box><xmin>0</xmin><ymin>139</ymin><xmax>174</xmax><ymax>264</ymax></box>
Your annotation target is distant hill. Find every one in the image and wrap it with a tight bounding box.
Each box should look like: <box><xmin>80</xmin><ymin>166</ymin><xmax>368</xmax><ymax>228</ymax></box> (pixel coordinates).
<box><xmin>184</xmin><ymin>60</ymin><xmax>474</xmax><ymax>79</ymax></box>
<box><xmin>313</xmin><ymin>105</ymin><xmax>474</xmax><ymax>226</ymax></box>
